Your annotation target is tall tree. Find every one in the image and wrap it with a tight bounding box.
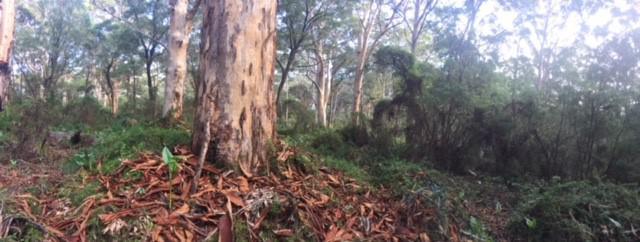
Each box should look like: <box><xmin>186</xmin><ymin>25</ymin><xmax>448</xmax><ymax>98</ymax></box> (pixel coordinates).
<box><xmin>403</xmin><ymin>0</ymin><xmax>437</xmax><ymax>54</ymax></box>
<box><xmin>125</xmin><ymin>0</ymin><xmax>167</xmax><ymax>108</ymax></box>
<box><xmin>161</xmin><ymin>0</ymin><xmax>201</xmax><ymax>121</ymax></box>
<box><xmin>102</xmin><ymin>57</ymin><xmax>120</xmax><ymax>115</ymax></box>
<box><xmin>308</xmin><ymin>23</ymin><xmax>350</xmax><ymax>127</ymax></box>
<box><xmin>192</xmin><ymin>0</ymin><xmax>277</xmax><ymax>177</ymax></box>
<box><xmin>14</xmin><ymin>0</ymin><xmax>87</xmax><ymax>101</ymax></box>
<box><xmin>352</xmin><ymin>0</ymin><xmax>404</xmax><ymax>124</ymax></box>
<box><xmin>275</xmin><ymin>0</ymin><xmax>326</xmax><ymax>110</ymax></box>
<box><xmin>0</xmin><ymin>0</ymin><xmax>16</xmax><ymax>111</ymax></box>
<box><xmin>94</xmin><ymin>19</ymin><xmax>138</xmax><ymax>115</ymax></box>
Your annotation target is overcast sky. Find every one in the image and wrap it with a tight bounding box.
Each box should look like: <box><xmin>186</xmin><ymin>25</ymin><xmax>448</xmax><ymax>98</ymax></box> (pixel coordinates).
<box><xmin>444</xmin><ymin>0</ymin><xmax>640</xmax><ymax>60</ymax></box>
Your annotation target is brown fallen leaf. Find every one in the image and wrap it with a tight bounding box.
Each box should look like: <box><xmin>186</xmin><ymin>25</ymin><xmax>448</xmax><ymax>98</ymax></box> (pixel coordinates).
<box><xmin>170</xmin><ymin>204</ymin><xmax>190</xmax><ymax>218</ymax></box>
<box><xmin>324</xmin><ymin>224</ymin><xmax>353</xmax><ymax>242</ymax></box>
<box><xmin>218</xmin><ymin>214</ymin><xmax>233</xmax><ymax>242</ymax></box>
<box><xmin>222</xmin><ymin>190</ymin><xmax>245</xmax><ymax>207</ymax></box>
<box><xmin>273</xmin><ymin>229</ymin><xmax>294</xmax><ymax>237</ymax></box>
<box><xmin>43</xmin><ymin>224</ymin><xmax>66</xmax><ymax>238</ymax></box>
<box><xmin>419</xmin><ymin>233</ymin><xmax>431</xmax><ymax>242</ymax></box>
<box><xmin>151</xmin><ymin>225</ymin><xmax>164</xmax><ymax>242</ymax></box>
<box><xmin>238</xmin><ymin>176</ymin><xmax>250</xmax><ymax>193</ymax></box>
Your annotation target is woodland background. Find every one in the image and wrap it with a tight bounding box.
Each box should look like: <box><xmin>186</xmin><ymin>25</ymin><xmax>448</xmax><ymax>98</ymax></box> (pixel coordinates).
<box><xmin>0</xmin><ymin>0</ymin><xmax>639</xmax><ymax>241</ymax></box>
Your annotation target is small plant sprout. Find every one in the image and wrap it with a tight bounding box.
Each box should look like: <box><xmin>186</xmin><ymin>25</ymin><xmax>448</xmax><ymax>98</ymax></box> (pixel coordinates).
<box><xmin>525</xmin><ymin>217</ymin><xmax>537</xmax><ymax>230</ymax></box>
<box><xmin>162</xmin><ymin>146</ymin><xmax>181</xmax><ymax>210</ymax></box>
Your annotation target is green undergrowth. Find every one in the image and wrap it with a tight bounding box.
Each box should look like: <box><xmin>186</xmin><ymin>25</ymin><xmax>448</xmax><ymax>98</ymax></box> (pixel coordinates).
<box><xmin>285</xmin><ymin>128</ymin><xmax>423</xmax><ymax>192</ymax></box>
<box><xmin>509</xmin><ymin>181</ymin><xmax>640</xmax><ymax>242</ymax></box>
<box><xmin>286</xmin><ymin>128</ymin><xmax>466</xmax><ymax>240</ymax></box>
<box><xmin>58</xmin><ymin>179</ymin><xmax>104</xmax><ymax>206</ymax></box>
<box><xmin>63</xmin><ymin>125</ymin><xmax>190</xmax><ymax>174</ymax></box>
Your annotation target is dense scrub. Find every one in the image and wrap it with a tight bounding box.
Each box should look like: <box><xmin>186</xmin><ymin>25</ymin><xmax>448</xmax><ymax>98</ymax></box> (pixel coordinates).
<box><xmin>284</xmin><ymin>127</ymin><xmax>640</xmax><ymax>242</ymax></box>
<box><xmin>348</xmin><ymin>45</ymin><xmax>640</xmax><ymax>183</ymax></box>
<box><xmin>509</xmin><ymin>181</ymin><xmax>640</xmax><ymax>242</ymax></box>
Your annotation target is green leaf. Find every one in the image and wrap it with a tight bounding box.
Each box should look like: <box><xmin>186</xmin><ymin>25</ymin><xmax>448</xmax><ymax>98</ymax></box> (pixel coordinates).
<box><xmin>525</xmin><ymin>217</ymin><xmax>537</xmax><ymax>230</ymax></box>
<box><xmin>162</xmin><ymin>146</ymin><xmax>173</xmax><ymax>165</ymax></box>
<box><xmin>608</xmin><ymin>217</ymin><xmax>622</xmax><ymax>228</ymax></box>
<box><xmin>162</xmin><ymin>146</ymin><xmax>179</xmax><ymax>175</ymax></box>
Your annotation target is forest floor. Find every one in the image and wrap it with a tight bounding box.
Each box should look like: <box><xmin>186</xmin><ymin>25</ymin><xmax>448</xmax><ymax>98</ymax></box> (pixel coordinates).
<box><xmin>0</xmin><ymin>140</ymin><xmax>520</xmax><ymax>242</ymax></box>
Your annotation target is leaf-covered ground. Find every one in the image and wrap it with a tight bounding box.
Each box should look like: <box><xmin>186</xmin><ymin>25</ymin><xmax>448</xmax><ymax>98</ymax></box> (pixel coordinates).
<box><xmin>5</xmin><ymin>134</ymin><xmax>634</xmax><ymax>242</ymax></box>
<box><xmin>1</xmin><ymin>145</ymin><xmax>449</xmax><ymax>241</ymax></box>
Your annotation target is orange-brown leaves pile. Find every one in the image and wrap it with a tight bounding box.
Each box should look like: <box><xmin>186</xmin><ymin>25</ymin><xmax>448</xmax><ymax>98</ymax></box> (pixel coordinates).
<box><xmin>12</xmin><ymin>146</ymin><xmax>436</xmax><ymax>241</ymax></box>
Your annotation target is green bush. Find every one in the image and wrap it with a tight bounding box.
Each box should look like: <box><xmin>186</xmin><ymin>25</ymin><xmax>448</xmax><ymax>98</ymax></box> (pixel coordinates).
<box><xmin>64</xmin><ymin>125</ymin><xmax>190</xmax><ymax>174</ymax></box>
<box><xmin>95</xmin><ymin>125</ymin><xmax>189</xmax><ymax>159</ymax></box>
<box><xmin>509</xmin><ymin>181</ymin><xmax>640</xmax><ymax>242</ymax></box>
<box><xmin>323</xmin><ymin>156</ymin><xmax>371</xmax><ymax>183</ymax></box>
<box><xmin>59</xmin><ymin>98</ymin><xmax>114</xmax><ymax>131</ymax></box>
<box><xmin>308</xmin><ymin>129</ymin><xmax>349</xmax><ymax>156</ymax></box>
<box><xmin>367</xmin><ymin>158</ymin><xmax>424</xmax><ymax>192</ymax></box>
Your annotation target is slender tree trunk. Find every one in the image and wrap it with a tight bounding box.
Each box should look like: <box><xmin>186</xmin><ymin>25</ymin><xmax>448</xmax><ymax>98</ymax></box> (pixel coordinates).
<box><xmin>111</xmin><ymin>79</ymin><xmax>120</xmax><ymax>116</ymax></box>
<box><xmin>409</xmin><ymin>0</ymin><xmax>421</xmax><ymax>53</ymax></box>
<box><xmin>128</xmin><ymin>75</ymin><xmax>134</xmax><ymax>109</ymax></box>
<box><xmin>104</xmin><ymin>59</ymin><xmax>119</xmax><ymax>116</ymax></box>
<box><xmin>0</xmin><ymin>0</ymin><xmax>16</xmax><ymax>111</ymax></box>
<box><xmin>146</xmin><ymin>59</ymin><xmax>155</xmax><ymax>102</ymax></box>
<box><xmin>84</xmin><ymin>64</ymin><xmax>93</xmax><ymax>98</ymax></box>
<box><xmin>192</xmin><ymin>0</ymin><xmax>277</xmax><ymax>177</ymax></box>
<box><xmin>313</xmin><ymin>43</ymin><xmax>332</xmax><ymax>127</ymax></box>
<box><xmin>351</xmin><ymin>0</ymin><xmax>402</xmax><ymax>124</ymax></box>
<box><xmin>352</xmin><ymin>1</ymin><xmax>375</xmax><ymax>124</ymax></box>
<box><xmin>352</xmin><ymin>46</ymin><xmax>369</xmax><ymax>123</ymax></box>
<box><xmin>132</xmin><ymin>75</ymin><xmax>137</xmax><ymax>109</ymax></box>
<box><xmin>313</xmin><ymin>44</ymin><xmax>326</xmax><ymax>127</ymax></box>
<box><xmin>326</xmin><ymin>58</ymin><xmax>333</xmax><ymax>122</ymax></box>
<box><xmin>162</xmin><ymin>0</ymin><xmax>200</xmax><ymax>121</ymax></box>
<box><xmin>275</xmin><ymin>54</ymin><xmax>295</xmax><ymax>107</ymax></box>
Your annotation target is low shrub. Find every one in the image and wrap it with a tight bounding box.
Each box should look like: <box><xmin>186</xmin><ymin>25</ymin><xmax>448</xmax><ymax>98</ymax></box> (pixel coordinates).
<box><xmin>308</xmin><ymin>129</ymin><xmax>350</xmax><ymax>157</ymax></box>
<box><xmin>367</xmin><ymin>158</ymin><xmax>424</xmax><ymax>192</ymax></box>
<box><xmin>64</xmin><ymin>125</ymin><xmax>190</xmax><ymax>173</ymax></box>
<box><xmin>509</xmin><ymin>181</ymin><xmax>640</xmax><ymax>242</ymax></box>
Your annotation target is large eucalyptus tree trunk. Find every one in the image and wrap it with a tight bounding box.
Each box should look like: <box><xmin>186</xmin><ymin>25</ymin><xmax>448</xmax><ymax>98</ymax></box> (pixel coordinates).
<box><xmin>162</xmin><ymin>0</ymin><xmax>200</xmax><ymax>121</ymax></box>
<box><xmin>192</xmin><ymin>0</ymin><xmax>277</xmax><ymax>176</ymax></box>
<box><xmin>0</xmin><ymin>0</ymin><xmax>16</xmax><ymax>112</ymax></box>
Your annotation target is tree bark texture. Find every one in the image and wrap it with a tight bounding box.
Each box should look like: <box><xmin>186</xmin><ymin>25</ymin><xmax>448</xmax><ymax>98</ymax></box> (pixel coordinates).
<box><xmin>0</xmin><ymin>0</ymin><xmax>16</xmax><ymax>112</ymax></box>
<box><xmin>192</xmin><ymin>0</ymin><xmax>277</xmax><ymax>177</ymax></box>
<box><xmin>162</xmin><ymin>0</ymin><xmax>200</xmax><ymax>121</ymax></box>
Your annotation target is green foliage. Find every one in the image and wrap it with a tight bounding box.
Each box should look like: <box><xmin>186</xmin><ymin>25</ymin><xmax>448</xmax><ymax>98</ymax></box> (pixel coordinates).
<box><xmin>509</xmin><ymin>181</ymin><xmax>640</xmax><ymax>241</ymax></box>
<box><xmin>68</xmin><ymin>150</ymin><xmax>97</xmax><ymax>172</ymax></box>
<box><xmin>278</xmin><ymin>98</ymin><xmax>317</xmax><ymax>134</ymax></box>
<box><xmin>59</xmin><ymin>98</ymin><xmax>115</xmax><ymax>131</ymax></box>
<box><xmin>161</xmin><ymin>146</ymin><xmax>181</xmax><ymax>209</ymax></box>
<box><xmin>62</xmin><ymin>125</ymin><xmax>189</xmax><ymax>174</ymax></box>
<box><xmin>308</xmin><ymin>129</ymin><xmax>350</xmax><ymax>157</ymax></box>
<box><xmin>94</xmin><ymin>125</ymin><xmax>189</xmax><ymax>161</ymax></box>
<box><xmin>323</xmin><ymin>156</ymin><xmax>371</xmax><ymax>184</ymax></box>
<box><xmin>162</xmin><ymin>147</ymin><xmax>180</xmax><ymax>175</ymax></box>
<box><xmin>468</xmin><ymin>216</ymin><xmax>495</xmax><ymax>242</ymax></box>
<box><xmin>68</xmin><ymin>182</ymin><xmax>102</xmax><ymax>206</ymax></box>
<box><xmin>287</xmin><ymin>129</ymin><xmax>424</xmax><ymax>192</ymax></box>
<box><xmin>0</xmin><ymin>104</ymin><xmax>18</xmax><ymax>135</ymax></box>
<box><xmin>367</xmin><ymin>158</ymin><xmax>423</xmax><ymax>192</ymax></box>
